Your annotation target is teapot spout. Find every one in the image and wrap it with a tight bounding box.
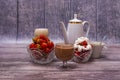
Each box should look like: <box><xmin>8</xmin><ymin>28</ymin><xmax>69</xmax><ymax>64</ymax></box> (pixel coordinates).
<box><xmin>60</xmin><ymin>21</ymin><xmax>69</xmax><ymax>44</ymax></box>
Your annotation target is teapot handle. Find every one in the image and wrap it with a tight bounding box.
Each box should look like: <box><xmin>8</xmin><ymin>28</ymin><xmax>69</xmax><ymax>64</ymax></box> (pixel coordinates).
<box><xmin>82</xmin><ymin>21</ymin><xmax>90</xmax><ymax>37</ymax></box>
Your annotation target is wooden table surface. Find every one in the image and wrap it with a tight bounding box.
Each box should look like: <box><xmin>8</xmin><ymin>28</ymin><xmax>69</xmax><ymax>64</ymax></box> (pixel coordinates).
<box><xmin>0</xmin><ymin>44</ymin><xmax>120</xmax><ymax>80</ymax></box>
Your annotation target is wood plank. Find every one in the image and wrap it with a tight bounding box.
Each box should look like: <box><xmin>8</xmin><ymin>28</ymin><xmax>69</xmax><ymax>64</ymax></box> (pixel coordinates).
<box><xmin>0</xmin><ymin>47</ymin><xmax>30</xmax><ymax>62</ymax></box>
<box><xmin>71</xmin><ymin>0</ymin><xmax>97</xmax><ymax>41</ymax></box>
<box><xmin>96</xmin><ymin>0</ymin><xmax>108</xmax><ymax>42</ymax></box>
<box><xmin>0</xmin><ymin>43</ymin><xmax>28</xmax><ymax>48</ymax></box>
<box><xmin>0</xmin><ymin>70</ymin><xmax>120</xmax><ymax>80</ymax></box>
<box><xmin>17</xmin><ymin>0</ymin><xmax>45</xmax><ymax>43</ymax></box>
<box><xmin>0</xmin><ymin>44</ymin><xmax>120</xmax><ymax>62</ymax></box>
<box><xmin>0</xmin><ymin>61</ymin><xmax>120</xmax><ymax>80</ymax></box>
<box><xmin>0</xmin><ymin>50</ymin><xmax>120</xmax><ymax>62</ymax></box>
<box><xmin>97</xmin><ymin>0</ymin><xmax>120</xmax><ymax>43</ymax></box>
<box><xmin>45</xmin><ymin>0</ymin><xmax>71</xmax><ymax>42</ymax></box>
<box><xmin>0</xmin><ymin>0</ymin><xmax>17</xmax><ymax>43</ymax></box>
<box><xmin>106</xmin><ymin>0</ymin><xmax>120</xmax><ymax>43</ymax></box>
<box><xmin>0</xmin><ymin>61</ymin><xmax>120</xmax><ymax>71</ymax></box>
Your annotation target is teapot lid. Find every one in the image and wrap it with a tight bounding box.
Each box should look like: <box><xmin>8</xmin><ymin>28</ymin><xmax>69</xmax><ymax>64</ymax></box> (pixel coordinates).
<box><xmin>69</xmin><ymin>14</ymin><xmax>82</xmax><ymax>23</ymax></box>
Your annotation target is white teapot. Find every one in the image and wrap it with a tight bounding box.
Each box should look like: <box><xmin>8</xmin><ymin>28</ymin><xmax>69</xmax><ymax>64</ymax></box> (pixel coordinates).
<box><xmin>60</xmin><ymin>14</ymin><xmax>90</xmax><ymax>44</ymax></box>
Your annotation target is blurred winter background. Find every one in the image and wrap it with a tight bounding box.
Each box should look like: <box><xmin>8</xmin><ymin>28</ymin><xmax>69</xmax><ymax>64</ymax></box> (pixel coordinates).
<box><xmin>0</xmin><ymin>0</ymin><xmax>120</xmax><ymax>44</ymax></box>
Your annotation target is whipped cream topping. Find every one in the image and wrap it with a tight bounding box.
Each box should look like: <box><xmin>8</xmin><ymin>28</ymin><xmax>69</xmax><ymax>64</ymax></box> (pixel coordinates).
<box><xmin>74</xmin><ymin>37</ymin><xmax>92</xmax><ymax>52</ymax></box>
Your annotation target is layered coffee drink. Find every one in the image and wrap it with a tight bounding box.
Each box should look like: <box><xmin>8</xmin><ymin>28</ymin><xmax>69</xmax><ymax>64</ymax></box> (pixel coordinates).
<box><xmin>55</xmin><ymin>43</ymin><xmax>74</xmax><ymax>61</ymax></box>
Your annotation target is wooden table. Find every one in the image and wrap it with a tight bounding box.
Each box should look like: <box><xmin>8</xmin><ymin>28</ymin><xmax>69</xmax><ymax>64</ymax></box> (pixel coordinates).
<box><xmin>0</xmin><ymin>44</ymin><xmax>120</xmax><ymax>80</ymax></box>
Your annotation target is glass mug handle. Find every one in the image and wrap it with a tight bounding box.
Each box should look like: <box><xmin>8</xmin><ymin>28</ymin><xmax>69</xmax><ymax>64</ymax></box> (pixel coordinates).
<box><xmin>82</xmin><ymin>21</ymin><xmax>90</xmax><ymax>37</ymax></box>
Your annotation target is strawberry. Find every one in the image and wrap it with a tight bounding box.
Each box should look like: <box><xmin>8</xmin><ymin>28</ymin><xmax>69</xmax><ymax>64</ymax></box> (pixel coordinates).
<box><xmin>75</xmin><ymin>51</ymin><xmax>81</xmax><ymax>56</ymax></box>
<box><xmin>39</xmin><ymin>35</ymin><xmax>49</xmax><ymax>41</ymax></box>
<box><xmin>39</xmin><ymin>35</ymin><xmax>45</xmax><ymax>39</ymax></box>
<box><xmin>45</xmin><ymin>48</ymin><xmax>50</xmax><ymax>53</ymax></box>
<box><xmin>29</xmin><ymin>43</ymin><xmax>37</xmax><ymax>49</ymax></box>
<box><xmin>79</xmin><ymin>41</ymin><xmax>87</xmax><ymax>46</ymax></box>
<box><xmin>47</xmin><ymin>41</ymin><xmax>54</xmax><ymax>49</ymax></box>
<box><xmin>41</xmin><ymin>42</ymin><xmax>48</xmax><ymax>49</ymax></box>
<box><xmin>83</xmin><ymin>45</ymin><xmax>87</xmax><ymax>48</ymax></box>
<box><xmin>75</xmin><ymin>48</ymin><xmax>78</xmax><ymax>51</ymax></box>
<box><xmin>39</xmin><ymin>39</ymin><xmax>46</xmax><ymax>44</ymax></box>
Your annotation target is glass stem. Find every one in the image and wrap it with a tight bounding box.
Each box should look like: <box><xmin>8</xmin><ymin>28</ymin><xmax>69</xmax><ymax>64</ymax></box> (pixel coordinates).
<box><xmin>66</xmin><ymin>61</ymin><xmax>67</xmax><ymax>66</ymax></box>
<box><xmin>63</xmin><ymin>61</ymin><xmax>67</xmax><ymax>67</ymax></box>
<box><xmin>63</xmin><ymin>61</ymin><xmax>65</xmax><ymax>67</ymax></box>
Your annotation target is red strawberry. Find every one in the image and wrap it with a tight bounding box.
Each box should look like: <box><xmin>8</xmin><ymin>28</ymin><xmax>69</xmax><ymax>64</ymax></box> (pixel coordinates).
<box><xmin>47</xmin><ymin>41</ymin><xmax>54</xmax><ymax>49</ymax></box>
<box><xmin>79</xmin><ymin>41</ymin><xmax>87</xmax><ymax>46</ymax></box>
<box><xmin>39</xmin><ymin>35</ymin><xmax>49</xmax><ymax>41</ymax></box>
<box><xmin>45</xmin><ymin>48</ymin><xmax>50</xmax><ymax>53</ymax></box>
<box><xmin>29</xmin><ymin>43</ymin><xmax>37</xmax><ymax>49</ymax></box>
<box><xmin>41</xmin><ymin>42</ymin><xmax>48</xmax><ymax>49</ymax></box>
<box><xmin>39</xmin><ymin>39</ymin><xmax>46</xmax><ymax>44</ymax></box>
<box><xmin>39</xmin><ymin>35</ymin><xmax>45</xmax><ymax>39</ymax></box>
<box><xmin>83</xmin><ymin>45</ymin><xmax>87</xmax><ymax>48</ymax></box>
<box><xmin>75</xmin><ymin>48</ymin><xmax>78</xmax><ymax>51</ymax></box>
<box><xmin>75</xmin><ymin>51</ymin><xmax>81</xmax><ymax>56</ymax></box>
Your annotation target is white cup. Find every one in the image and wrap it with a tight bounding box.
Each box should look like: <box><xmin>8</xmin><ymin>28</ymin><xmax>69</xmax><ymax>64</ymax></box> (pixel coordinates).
<box><xmin>91</xmin><ymin>41</ymin><xmax>104</xmax><ymax>58</ymax></box>
<box><xmin>34</xmin><ymin>28</ymin><xmax>48</xmax><ymax>37</ymax></box>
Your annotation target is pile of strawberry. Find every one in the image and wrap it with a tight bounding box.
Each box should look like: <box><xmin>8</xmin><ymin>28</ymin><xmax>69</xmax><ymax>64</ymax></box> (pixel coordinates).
<box><xmin>29</xmin><ymin>35</ymin><xmax>54</xmax><ymax>59</ymax></box>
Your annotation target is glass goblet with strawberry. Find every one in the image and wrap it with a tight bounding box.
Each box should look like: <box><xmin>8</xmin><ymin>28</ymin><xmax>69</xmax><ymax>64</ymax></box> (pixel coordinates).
<box><xmin>73</xmin><ymin>37</ymin><xmax>92</xmax><ymax>63</ymax></box>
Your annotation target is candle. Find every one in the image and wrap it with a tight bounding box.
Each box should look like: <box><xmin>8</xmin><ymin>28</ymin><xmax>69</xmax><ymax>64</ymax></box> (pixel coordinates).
<box><xmin>34</xmin><ymin>28</ymin><xmax>48</xmax><ymax>37</ymax></box>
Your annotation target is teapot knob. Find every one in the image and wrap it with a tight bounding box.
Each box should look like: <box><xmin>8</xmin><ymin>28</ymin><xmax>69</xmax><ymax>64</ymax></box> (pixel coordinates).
<box><xmin>74</xmin><ymin>14</ymin><xmax>78</xmax><ymax>19</ymax></box>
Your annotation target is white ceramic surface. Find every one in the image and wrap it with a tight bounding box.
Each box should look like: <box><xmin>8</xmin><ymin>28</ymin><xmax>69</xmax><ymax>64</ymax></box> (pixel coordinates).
<box><xmin>60</xmin><ymin>14</ymin><xmax>90</xmax><ymax>44</ymax></box>
<box><xmin>91</xmin><ymin>42</ymin><xmax>104</xmax><ymax>58</ymax></box>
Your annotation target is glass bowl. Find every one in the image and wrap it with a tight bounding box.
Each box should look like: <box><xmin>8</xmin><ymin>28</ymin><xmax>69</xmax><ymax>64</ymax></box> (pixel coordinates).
<box><xmin>72</xmin><ymin>50</ymin><xmax>92</xmax><ymax>63</ymax></box>
<box><xmin>27</xmin><ymin>47</ymin><xmax>55</xmax><ymax>64</ymax></box>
